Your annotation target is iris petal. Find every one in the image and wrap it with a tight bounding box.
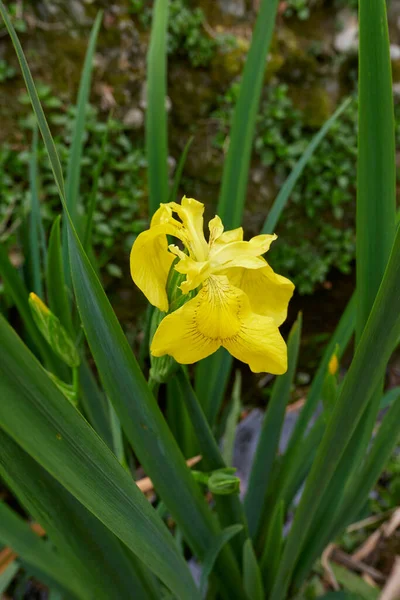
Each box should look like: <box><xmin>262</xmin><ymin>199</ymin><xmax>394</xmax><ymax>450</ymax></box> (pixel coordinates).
<box><xmin>151</xmin><ymin>275</ymin><xmax>287</xmax><ymax>374</ymax></box>
<box><xmin>226</xmin><ymin>262</ymin><xmax>295</xmax><ymax>326</ymax></box>
<box><xmin>130</xmin><ymin>224</ymin><xmax>176</xmax><ymax>312</ymax></box>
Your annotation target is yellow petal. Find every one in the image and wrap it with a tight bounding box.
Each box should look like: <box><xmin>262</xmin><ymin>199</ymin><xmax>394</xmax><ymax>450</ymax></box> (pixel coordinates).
<box><xmin>130</xmin><ymin>225</ymin><xmax>175</xmax><ymax>311</ymax></box>
<box><xmin>210</xmin><ymin>233</ymin><xmax>277</xmax><ymax>271</ymax></box>
<box><xmin>215</xmin><ymin>227</ymin><xmax>244</xmax><ymax>244</ymax></box>
<box><xmin>227</xmin><ymin>262</ymin><xmax>295</xmax><ymax>326</ymax></box>
<box><xmin>208</xmin><ymin>215</ymin><xmax>224</xmax><ymax>245</ymax></box>
<box><xmin>169</xmin><ymin>197</ymin><xmax>208</xmax><ymax>260</ymax></box>
<box><xmin>151</xmin><ymin>275</ymin><xmax>287</xmax><ymax>373</ymax></box>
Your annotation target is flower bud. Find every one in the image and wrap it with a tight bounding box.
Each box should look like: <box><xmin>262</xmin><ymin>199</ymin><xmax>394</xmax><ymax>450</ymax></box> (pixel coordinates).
<box><xmin>208</xmin><ymin>468</ymin><xmax>241</xmax><ymax>496</ymax></box>
<box><xmin>29</xmin><ymin>293</ymin><xmax>80</xmax><ymax>368</ymax></box>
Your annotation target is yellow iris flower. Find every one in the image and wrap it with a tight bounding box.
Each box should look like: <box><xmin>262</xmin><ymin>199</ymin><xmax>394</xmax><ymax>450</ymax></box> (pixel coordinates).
<box><xmin>130</xmin><ymin>197</ymin><xmax>294</xmax><ymax>374</ymax></box>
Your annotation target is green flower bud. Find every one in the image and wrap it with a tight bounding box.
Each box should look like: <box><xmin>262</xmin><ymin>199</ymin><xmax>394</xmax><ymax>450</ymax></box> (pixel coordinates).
<box><xmin>208</xmin><ymin>468</ymin><xmax>241</xmax><ymax>496</ymax></box>
<box><xmin>29</xmin><ymin>293</ymin><xmax>80</xmax><ymax>368</ymax></box>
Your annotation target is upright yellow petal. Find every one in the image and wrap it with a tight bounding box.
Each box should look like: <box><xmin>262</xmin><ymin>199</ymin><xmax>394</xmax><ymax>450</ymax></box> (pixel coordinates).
<box><xmin>227</xmin><ymin>262</ymin><xmax>294</xmax><ymax>326</ymax></box>
<box><xmin>151</xmin><ymin>275</ymin><xmax>287</xmax><ymax>373</ymax></box>
<box><xmin>215</xmin><ymin>227</ymin><xmax>244</xmax><ymax>244</ymax></box>
<box><xmin>169</xmin><ymin>197</ymin><xmax>209</xmax><ymax>260</ymax></box>
<box><xmin>130</xmin><ymin>225</ymin><xmax>175</xmax><ymax>312</ymax></box>
<box><xmin>208</xmin><ymin>215</ymin><xmax>224</xmax><ymax>245</ymax></box>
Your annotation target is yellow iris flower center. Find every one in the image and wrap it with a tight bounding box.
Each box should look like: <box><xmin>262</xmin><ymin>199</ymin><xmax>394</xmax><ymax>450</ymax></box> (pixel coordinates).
<box><xmin>130</xmin><ymin>197</ymin><xmax>294</xmax><ymax>374</ymax></box>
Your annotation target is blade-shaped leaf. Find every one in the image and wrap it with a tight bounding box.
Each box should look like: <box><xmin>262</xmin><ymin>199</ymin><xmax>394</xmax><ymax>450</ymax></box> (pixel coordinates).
<box><xmin>199</xmin><ymin>525</ymin><xmax>243</xmax><ymax>599</ymax></box>
<box><xmin>0</xmin><ymin>502</ymin><xmax>80</xmax><ymax>598</ymax></box>
<box><xmin>0</xmin><ymin>428</ymin><xmax>158</xmax><ymax>600</ymax></box>
<box><xmin>245</xmin><ymin>315</ymin><xmax>302</xmax><ymax>540</ymax></box>
<box><xmin>46</xmin><ymin>216</ymin><xmax>73</xmax><ymax>334</ymax></box>
<box><xmin>0</xmin><ymin>316</ymin><xmax>200</xmax><ymax>600</ymax></box>
<box><xmin>270</xmin><ymin>217</ymin><xmax>400</xmax><ymax>600</ymax></box>
<box><xmin>243</xmin><ymin>539</ymin><xmax>264</xmax><ymax>600</ymax></box>
<box><xmin>28</xmin><ymin>126</ymin><xmax>45</xmax><ymax>297</ymax></box>
<box><xmin>147</xmin><ymin>0</ymin><xmax>169</xmax><ymax>215</ymax></box>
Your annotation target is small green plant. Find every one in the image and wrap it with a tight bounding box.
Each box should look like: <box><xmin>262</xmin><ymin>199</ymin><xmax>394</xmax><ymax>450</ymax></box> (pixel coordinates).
<box><xmin>3</xmin><ymin>84</ymin><xmax>147</xmax><ymax>276</ymax></box>
<box><xmin>130</xmin><ymin>0</ymin><xmax>236</xmax><ymax>67</ymax></box>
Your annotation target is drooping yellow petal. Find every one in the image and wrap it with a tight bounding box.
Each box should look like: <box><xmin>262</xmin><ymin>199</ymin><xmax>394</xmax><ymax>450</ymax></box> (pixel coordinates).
<box><xmin>169</xmin><ymin>197</ymin><xmax>208</xmax><ymax>260</ymax></box>
<box><xmin>151</xmin><ymin>275</ymin><xmax>287</xmax><ymax>373</ymax></box>
<box><xmin>130</xmin><ymin>225</ymin><xmax>175</xmax><ymax>311</ymax></box>
<box><xmin>227</xmin><ymin>262</ymin><xmax>295</xmax><ymax>326</ymax></box>
<box><xmin>169</xmin><ymin>245</ymin><xmax>210</xmax><ymax>293</ymax></box>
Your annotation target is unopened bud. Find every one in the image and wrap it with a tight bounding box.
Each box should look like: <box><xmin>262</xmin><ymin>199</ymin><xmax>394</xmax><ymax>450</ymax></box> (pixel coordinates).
<box><xmin>29</xmin><ymin>293</ymin><xmax>80</xmax><ymax>368</ymax></box>
<box><xmin>208</xmin><ymin>468</ymin><xmax>240</xmax><ymax>496</ymax></box>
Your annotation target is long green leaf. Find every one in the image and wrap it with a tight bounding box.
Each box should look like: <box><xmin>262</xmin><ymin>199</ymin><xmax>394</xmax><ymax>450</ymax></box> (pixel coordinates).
<box><xmin>217</xmin><ymin>0</ymin><xmax>279</xmax><ymax>228</ymax></box>
<box><xmin>245</xmin><ymin>315</ymin><xmax>302</xmax><ymax>540</ymax></box>
<box><xmin>0</xmin><ymin>561</ymin><xmax>19</xmax><ymax>595</ymax></box>
<box><xmin>243</xmin><ymin>539</ymin><xmax>264</xmax><ymax>600</ymax></box>
<box><xmin>0</xmin><ymin>243</ymin><xmax>57</xmax><ymax>370</ymax></box>
<box><xmin>222</xmin><ymin>371</ymin><xmax>242</xmax><ymax>467</ymax></box>
<box><xmin>0</xmin><ymin>502</ymin><xmax>80</xmax><ymax>598</ymax></box>
<box><xmin>0</xmin><ymin>317</ymin><xmax>200</xmax><ymax>600</ymax></box>
<box><xmin>0</xmin><ymin>428</ymin><xmax>157</xmax><ymax>600</ymax></box>
<box><xmin>356</xmin><ymin>0</ymin><xmax>396</xmax><ymax>342</ymax></box>
<box><xmin>195</xmin><ymin>348</ymin><xmax>232</xmax><ymax>427</ymax></box>
<box><xmin>283</xmin><ymin>292</ymin><xmax>355</xmax><ymax>461</ymax></box>
<box><xmin>147</xmin><ymin>0</ymin><xmax>169</xmax><ymax>215</ymax></box>
<box><xmin>169</xmin><ymin>136</ymin><xmax>193</xmax><ymax>203</ymax></box>
<box><xmin>262</xmin><ymin>97</ymin><xmax>352</xmax><ymax>234</ymax></box>
<box><xmin>64</xmin><ymin>11</ymin><xmax>102</xmax><ymax>228</ymax></box>
<box><xmin>260</xmin><ymin>501</ymin><xmax>284</xmax><ymax>595</ymax></box>
<box><xmin>46</xmin><ymin>216</ymin><xmax>73</xmax><ymax>334</ymax></box>
<box><xmin>199</xmin><ymin>525</ymin><xmax>243</xmax><ymax>599</ymax></box>
<box><xmin>293</xmin><ymin>391</ymin><xmax>400</xmax><ymax>589</ymax></box>
<box><xmin>28</xmin><ymin>126</ymin><xmax>44</xmax><ymax>297</ymax></box>
<box><xmin>270</xmin><ymin>218</ymin><xmax>400</xmax><ymax>600</ymax></box>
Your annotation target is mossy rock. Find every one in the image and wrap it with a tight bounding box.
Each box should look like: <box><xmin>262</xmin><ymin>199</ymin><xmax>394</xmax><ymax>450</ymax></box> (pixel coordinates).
<box><xmin>210</xmin><ymin>35</ymin><xmax>249</xmax><ymax>82</ymax></box>
<box><xmin>289</xmin><ymin>84</ymin><xmax>333</xmax><ymax>128</ymax></box>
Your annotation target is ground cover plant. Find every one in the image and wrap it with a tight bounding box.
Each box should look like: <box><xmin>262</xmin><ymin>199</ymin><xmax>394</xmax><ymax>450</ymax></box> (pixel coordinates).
<box><xmin>0</xmin><ymin>0</ymin><xmax>400</xmax><ymax>599</ymax></box>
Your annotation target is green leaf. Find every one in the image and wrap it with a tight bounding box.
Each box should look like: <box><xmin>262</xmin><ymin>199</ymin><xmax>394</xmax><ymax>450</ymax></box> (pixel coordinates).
<box><xmin>147</xmin><ymin>0</ymin><xmax>169</xmax><ymax>215</ymax></box>
<box><xmin>0</xmin><ymin>316</ymin><xmax>200</xmax><ymax>600</ymax></box>
<box><xmin>47</xmin><ymin>216</ymin><xmax>74</xmax><ymax>334</ymax></box>
<box><xmin>217</xmin><ymin>0</ymin><xmax>279</xmax><ymax>228</ymax></box>
<box><xmin>270</xmin><ymin>219</ymin><xmax>400</xmax><ymax>600</ymax></box>
<box><xmin>356</xmin><ymin>0</ymin><xmax>396</xmax><ymax>342</ymax></box>
<box><xmin>0</xmin><ymin>428</ymin><xmax>158</xmax><ymax>600</ymax></box>
<box><xmin>245</xmin><ymin>315</ymin><xmax>302</xmax><ymax>540</ymax></box>
<box><xmin>64</xmin><ymin>11</ymin><xmax>102</xmax><ymax>227</ymax></box>
<box><xmin>243</xmin><ymin>539</ymin><xmax>264</xmax><ymax>600</ymax></box>
<box><xmin>199</xmin><ymin>525</ymin><xmax>243</xmax><ymax>598</ymax></box>
<box><xmin>195</xmin><ymin>348</ymin><xmax>232</xmax><ymax>427</ymax></box>
<box><xmin>262</xmin><ymin>98</ymin><xmax>352</xmax><ymax>235</ymax></box>
<box><xmin>0</xmin><ymin>243</ymin><xmax>57</xmax><ymax>371</ymax></box>
<box><xmin>0</xmin><ymin>502</ymin><xmax>80</xmax><ymax>598</ymax></box>
<box><xmin>83</xmin><ymin>112</ymin><xmax>111</xmax><ymax>252</ymax></box>
<box><xmin>293</xmin><ymin>388</ymin><xmax>400</xmax><ymax>589</ymax></box>
<box><xmin>260</xmin><ymin>500</ymin><xmax>283</xmax><ymax>595</ymax></box>
<box><xmin>0</xmin><ymin>561</ymin><xmax>19</xmax><ymax>595</ymax></box>
<box><xmin>169</xmin><ymin>136</ymin><xmax>193</xmax><ymax>203</ymax></box>
<box><xmin>222</xmin><ymin>371</ymin><xmax>242</xmax><ymax>467</ymax></box>
<box><xmin>282</xmin><ymin>293</ymin><xmax>355</xmax><ymax>464</ymax></box>
<box><xmin>28</xmin><ymin>125</ymin><xmax>45</xmax><ymax>297</ymax></box>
